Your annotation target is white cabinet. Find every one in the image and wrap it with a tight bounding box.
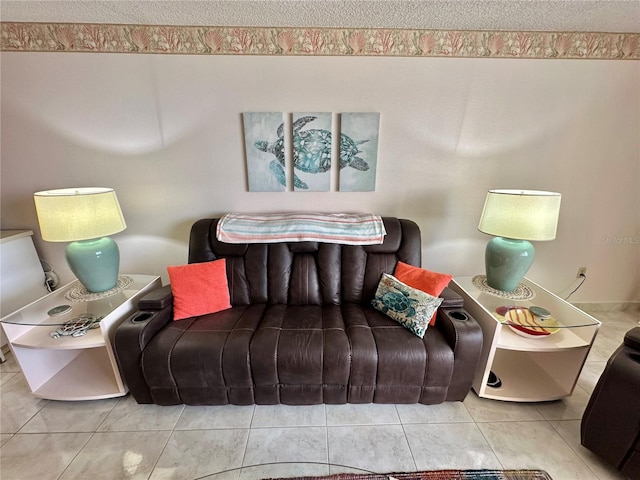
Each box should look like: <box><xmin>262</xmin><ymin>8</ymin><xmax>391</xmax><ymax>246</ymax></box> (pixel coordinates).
<box><xmin>450</xmin><ymin>276</ymin><xmax>600</xmax><ymax>402</ymax></box>
<box><xmin>0</xmin><ymin>230</ymin><xmax>49</xmax><ymax>352</ymax></box>
<box><xmin>0</xmin><ymin>274</ymin><xmax>161</xmax><ymax>400</ymax></box>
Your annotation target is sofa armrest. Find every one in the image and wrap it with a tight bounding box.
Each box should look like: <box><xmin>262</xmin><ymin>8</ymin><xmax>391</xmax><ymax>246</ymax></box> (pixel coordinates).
<box><xmin>624</xmin><ymin>327</ymin><xmax>640</xmax><ymax>351</ymax></box>
<box><xmin>138</xmin><ymin>284</ymin><xmax>173</xmax><ymax>310</ymax></box>
<box><xmin>439</xmin><ymin>286</ymin><xmax>464</xmax><ymax>309</ymax></box>
<box><xmin>114</xmin><ymin>293</ymin><xmax>174</xmax><ymax>403</ymax></box>
<box><xmin>435</xmin><ymin>306</ymin><xmax>483</xmax><ymax>401</ymax></box>
<box><xmin>581</xmin><ymin>334</ymin><xmax>640</xmax><ymax>474</ymax></box>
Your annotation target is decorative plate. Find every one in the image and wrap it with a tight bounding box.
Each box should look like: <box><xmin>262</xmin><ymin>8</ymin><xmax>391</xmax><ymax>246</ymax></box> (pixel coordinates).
<box><xmin>495</xmin><ymin>306</ymin><xmax>560</xmax><ymax>338</ymax></box>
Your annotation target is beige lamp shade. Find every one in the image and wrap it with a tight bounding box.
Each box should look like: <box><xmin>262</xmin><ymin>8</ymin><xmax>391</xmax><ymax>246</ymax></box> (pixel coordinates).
<box><xmin>478</xmin><ymin>189</ymin><xmax>561</xmax><ymax>241</ymax></box>
<box><xmin>34</xmin><ymin>187</ymin><xmax>127</xmax><ymax>242</ymax></box>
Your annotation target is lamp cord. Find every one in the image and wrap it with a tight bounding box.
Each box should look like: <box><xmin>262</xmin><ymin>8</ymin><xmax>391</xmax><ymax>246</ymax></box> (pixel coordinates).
<box><xmin>40</xmin><ymin>258</ymin><xmax>53</xmax><ymax>273</ymax></box>
<box><xmin>40</xmin><ymin>258</ymin><xmax>59</xmax><ymax>292</ymax></box>
<box><xmin>564</xmin><ymin>273</ymin><xmax>586</xmax><ymax>300</ymax></box>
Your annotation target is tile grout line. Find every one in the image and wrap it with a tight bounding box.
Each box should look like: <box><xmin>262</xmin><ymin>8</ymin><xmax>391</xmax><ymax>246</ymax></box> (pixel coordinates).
<box><xmin>546</xmin><ymin>419</ymin><xmax>602</xmax><ymax>480</ymax></box>
<box><xmin>462</xmin><ymin>396</ymin><xmax>507</xmax><ymax>470</ymax></box>
<box><xmin>53</xmin><ymin>431</ymin><xmax>94</xmax><ymax>480</ymax></box>
<box><xmin>323</xmin><ymin>404</ymin><xmax>330</xmax><ymax>471</ymax></box>
<box><xmin>142</xmin><ymin>401</ymin><xmax>186</xmax><ymax>479</ymax></box>
<box><xmin>396</xmin><ymin>404</ymin><xmax>419</xmax><ymax>473</ymax></box>
<box><xmin>239</xmin><ymin>404</ymin><xmax>257</xmax><ymax>473</ymax></box>
<box><xmin>473</xmin><ymin>418</ymin><xmax>507</xmax><ymax>471</ymax></box>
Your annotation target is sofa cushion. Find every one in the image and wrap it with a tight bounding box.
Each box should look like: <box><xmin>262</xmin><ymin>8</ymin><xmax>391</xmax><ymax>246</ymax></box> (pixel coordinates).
<box><xmin>167</xmin><ymin>259</ymin><xmax>231</xmax><ymax>321</ymax></box>
<box><xmin>140</xmin><ymin>301</ymin><xmax>456</xmax><ymax>405</ymax></box>
<box><xmin>393</xmin><ymin>262</ymin><xmax>453</xmax><ymax>326</ymax></box>
<box><xmin>371</xmin><ymin>274</ymin><xmax>443</xmax><ymax>338</ymax></box>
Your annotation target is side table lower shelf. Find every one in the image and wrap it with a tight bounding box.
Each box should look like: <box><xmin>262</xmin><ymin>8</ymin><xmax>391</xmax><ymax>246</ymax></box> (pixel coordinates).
<box><xmin>18</xmin><ymin>348</ymin><xmax>122</xmax><ymax>401</ymax></box>
<box><xmin>480</xmin><ymin>348</ymin><xmax>589</xmax><ymax>402</ymax></box>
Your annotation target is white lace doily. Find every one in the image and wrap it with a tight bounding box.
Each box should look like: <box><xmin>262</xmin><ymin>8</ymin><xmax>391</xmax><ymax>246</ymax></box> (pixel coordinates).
<box><xmin>65</xmin><ymin>276</ymin><xmax>134</xmax><ymax>302</ymax></box>
<box><xmin>472</xmin><ymin>275</ymin><xmax>535</xmax><ymax>301</ymax></box>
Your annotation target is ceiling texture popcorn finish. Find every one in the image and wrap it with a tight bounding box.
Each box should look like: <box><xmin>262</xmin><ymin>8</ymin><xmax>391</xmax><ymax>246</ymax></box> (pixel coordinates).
<box><xmin>1</xmin><ymin>1</ymin><xmax>639</xmax><ymax>32</ymax></box>
<box><xmin>1</xmin><ymin>1</ymin><xmax>639</xmax><ymax>59</ymax></box>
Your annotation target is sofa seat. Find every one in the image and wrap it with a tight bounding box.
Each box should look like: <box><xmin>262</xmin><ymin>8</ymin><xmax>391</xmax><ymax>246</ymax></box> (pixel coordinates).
<box><xmin>139</xmin><ymin>302</ymin><xmax>457</xmax><ymax>406</ymax></box>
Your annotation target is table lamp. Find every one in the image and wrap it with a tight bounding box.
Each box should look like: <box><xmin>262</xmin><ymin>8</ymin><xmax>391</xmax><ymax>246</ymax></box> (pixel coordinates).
<box><xmin>34</xmin><ymin>187</ymin><xmax>127</xmax><ymax>293</ymax></box>
<box><xmin>478</xmin><ymin>189</ymin><xmax>561</xmax><ymax>292</ymax></box>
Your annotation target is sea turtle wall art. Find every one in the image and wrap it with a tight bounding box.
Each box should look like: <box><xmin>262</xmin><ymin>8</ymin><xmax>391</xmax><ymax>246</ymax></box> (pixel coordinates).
<box><xmin>243</xmin><ymin>112</ymin><xmax>286</xmax><ymax>192</ymax></box>
<box><xmin>339</xmin><ymin>112</ymin><xmax>380</xmax><ymax>192</ymax></box>
<box><xmin>243</xmin><ymin>111</ymin><xmax>379</xmax><ymax>192</ymax></box>
<box><xmin>290</xmin><ymin>112</ymin><xmax>332</xmax><ymax>192</ymax></box>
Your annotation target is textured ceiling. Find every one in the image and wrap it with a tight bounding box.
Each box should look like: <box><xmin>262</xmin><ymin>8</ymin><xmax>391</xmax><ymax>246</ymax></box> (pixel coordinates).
<box><xmin>1</xmin><ymin>0</ymin><xmax>639</xmax><ymax>32</ymax></box>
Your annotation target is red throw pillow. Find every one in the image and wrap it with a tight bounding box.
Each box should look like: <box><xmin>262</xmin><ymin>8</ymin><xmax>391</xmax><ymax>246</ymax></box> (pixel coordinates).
<box><xmin>167</xmin><ymin>259</ymin><xmax>231</xmax><ymax>321</ymax></box>
<box><xmin>393</xmin><ymin>262</ymin><xmax>453</xmax><ymax>326</ymax></box>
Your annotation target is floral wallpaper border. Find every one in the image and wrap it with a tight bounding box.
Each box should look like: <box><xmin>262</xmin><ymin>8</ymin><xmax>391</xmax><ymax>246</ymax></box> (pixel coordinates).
<box><xmin>1</xmin><ymin>22</ymin><xmax>639</xmax><ymax>59</ymax></box>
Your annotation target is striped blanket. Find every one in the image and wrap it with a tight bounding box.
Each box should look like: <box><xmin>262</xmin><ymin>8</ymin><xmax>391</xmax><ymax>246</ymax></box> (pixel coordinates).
<box><xmin>216</xmin><ymin>213</ymin><xmax>386</xmax><ymax>245</ymax></box>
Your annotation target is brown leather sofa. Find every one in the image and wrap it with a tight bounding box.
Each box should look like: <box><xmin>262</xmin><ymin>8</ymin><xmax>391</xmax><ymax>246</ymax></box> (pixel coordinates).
<box><xmin>581</xmin><ymin>326</ymin><xmax>640</xmax><ymax>479</ymax></box>
<box><xmin>114</xmin><ymin>217</ymin><xmax>483</xmax><ymax>406</ymax></box>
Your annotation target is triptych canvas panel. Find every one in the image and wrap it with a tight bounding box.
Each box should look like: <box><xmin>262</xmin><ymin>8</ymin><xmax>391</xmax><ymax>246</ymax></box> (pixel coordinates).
<box><xmin>338</xmin><ymin>112</ymin><xmax>380</xmax><ymax>192</ymax></box>
<box><xmin>292</xmin><ymin>112</ymin><xmax>332</xmax><ymax>192</ymax></box>
<box><xmin>243</xmin><ymin>112</ymin><xmax>380</xmax><ymax>192</ymax></box>
<box><xmin>243</xmin><ymin>112</ymin><xmax>287</xmax><ymax>192</ymax></box>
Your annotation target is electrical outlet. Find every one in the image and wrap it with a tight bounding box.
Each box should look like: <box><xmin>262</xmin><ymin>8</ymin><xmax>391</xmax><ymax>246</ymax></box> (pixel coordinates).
<box><xmin>577</xmin><ymin>267</ymin><xmax>587</xmax><ymax>278</ymax></box>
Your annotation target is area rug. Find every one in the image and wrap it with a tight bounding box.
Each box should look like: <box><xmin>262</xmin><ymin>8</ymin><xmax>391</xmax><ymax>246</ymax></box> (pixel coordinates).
<box><xmin>272</xmin><ymin>470</ymin><xmax>552</xmax><ymax>480</ymax></box>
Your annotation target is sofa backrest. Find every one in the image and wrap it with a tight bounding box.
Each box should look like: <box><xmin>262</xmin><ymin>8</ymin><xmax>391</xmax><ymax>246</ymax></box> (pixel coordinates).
<box><xmin>188</xmin><ymin>217</ymin><xmax>421</xmax><ymax>306</ymax></box>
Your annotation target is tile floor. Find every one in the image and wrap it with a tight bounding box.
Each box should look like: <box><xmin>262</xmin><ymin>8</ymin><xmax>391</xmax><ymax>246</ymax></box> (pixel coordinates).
<box><xmin>1</xmin><ymin>307</ymin><xmax>638</xmax><ymax>480</ymax></box>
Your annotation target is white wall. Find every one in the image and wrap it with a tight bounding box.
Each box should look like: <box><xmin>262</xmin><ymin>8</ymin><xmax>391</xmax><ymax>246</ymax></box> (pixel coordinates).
<box><xmin>1</xmin><ymin>52</ymin><xmax>638</xmax><ymax>303</ymax></box>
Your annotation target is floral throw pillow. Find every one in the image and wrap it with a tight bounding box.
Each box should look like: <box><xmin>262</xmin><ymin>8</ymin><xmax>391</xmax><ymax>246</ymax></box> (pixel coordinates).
<box><xmin>371</xmin><ymin>273</ymin><xmax>443</xmax><ymax>338</ymax></box>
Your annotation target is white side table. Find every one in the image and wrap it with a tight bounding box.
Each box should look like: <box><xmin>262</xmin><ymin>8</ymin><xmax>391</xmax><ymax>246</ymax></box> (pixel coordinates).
<box><xmin>450</xmin><ymin>276</ymin><xmax>600</xmax><ymax>402</ymax></box>
<box><xmin>0</xmin><ymin>274</ymin><xmax>161</xmax><ymax>401</ymax></box>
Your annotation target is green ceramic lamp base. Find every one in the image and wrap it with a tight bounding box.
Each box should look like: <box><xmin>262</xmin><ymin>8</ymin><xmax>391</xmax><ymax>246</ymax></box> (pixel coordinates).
<box><xmin>65</xmin><ymin>237</ymin><xmax>120</xmax><ymax>293</ymax></box>
<box><xmin>484</xmin><ymin>237</ymin><xmax>535</xmax><ymax>292</ymax></box>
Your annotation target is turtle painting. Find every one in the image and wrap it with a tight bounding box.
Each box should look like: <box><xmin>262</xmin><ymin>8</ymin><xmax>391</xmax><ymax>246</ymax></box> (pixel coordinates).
<box><xmin>254</xmin><ymin>115</ymin><xmax>370</xmax><ymax>190</ymax></box>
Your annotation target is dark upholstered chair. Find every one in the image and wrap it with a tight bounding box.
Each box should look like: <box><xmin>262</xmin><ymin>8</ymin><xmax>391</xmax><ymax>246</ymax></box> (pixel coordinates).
<box><xmin>581</xmin><ymin>326</ymin><xmax>640</xmax><ymax>479</ymax></box>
